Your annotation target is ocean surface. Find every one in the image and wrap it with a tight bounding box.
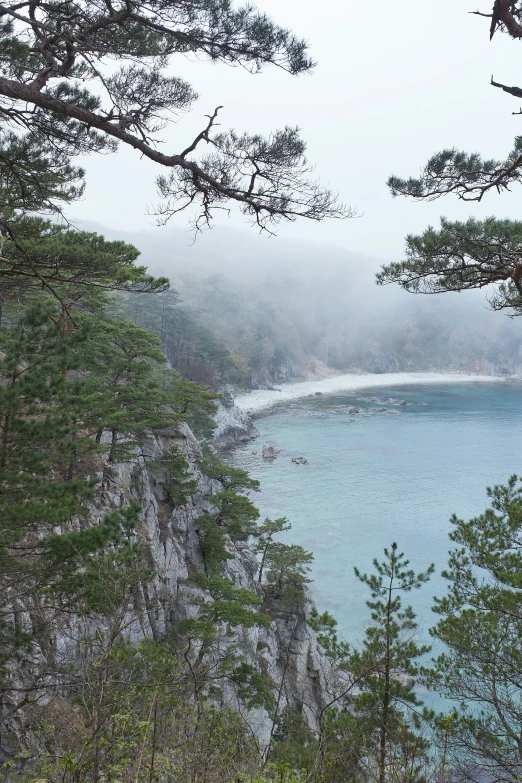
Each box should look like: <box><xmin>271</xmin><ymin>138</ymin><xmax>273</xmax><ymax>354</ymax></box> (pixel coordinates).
<box><xmin>225</xmin><ymin>380</ymin><xmax>522</xmax><ymax>700</ymax></box>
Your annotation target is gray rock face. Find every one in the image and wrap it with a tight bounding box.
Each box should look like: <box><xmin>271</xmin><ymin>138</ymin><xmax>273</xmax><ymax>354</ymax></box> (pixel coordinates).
<box><xmin>213</xmin><ymin>401</ymin><xmax>260</xmax><ymax>448</ymax></box>
<box><xmin>249</xmin><ymin>360</ymin><xmax>298</xmax><ymax>389</ymax></box>
<box><xmin>2</xmin><ymin>424</ymin><xmax>331</xmax><ymax>759</ymax></box>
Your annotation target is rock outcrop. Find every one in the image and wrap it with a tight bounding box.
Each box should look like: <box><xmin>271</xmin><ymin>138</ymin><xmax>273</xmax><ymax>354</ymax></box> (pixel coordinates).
<box><xmin>213</xmin><ymin>386</ymin><xmax>260</xmax><ymax>448</ymax></box>
<box><xmin>1</xmin><ymin>424</ymin><xmax>330</xmax><ymax>760</ymax></box>
<box><xmin>213</xmin><ymin>401</ymin><xmax>260</xmax><ymax>448</ymax></box>
<box><xmin>262</xmin><ymin>444</ymin><xmax>281</xmax><ymax>460</ymax></box>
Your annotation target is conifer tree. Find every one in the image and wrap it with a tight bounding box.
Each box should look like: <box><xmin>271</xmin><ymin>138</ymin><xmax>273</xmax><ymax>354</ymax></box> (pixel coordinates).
<box><xmin>377</xmin><ymin>217</ymin><xmax>522</xmax><ymax>317</ymax></box>
<box><xmin>254</xmin><ymin>518</ymin><xmax>313</xmax><ymax>611</ymax></box>
<box><xmin>196</xmin><ymin>489</ymin><xmax>260</xmax><ymax>573</ymax></box>
<box><xmin>255</xmin><ymin>517</ymin><xmax>292</xmax><ymax>584</ymax></box>
<box><xmin>0</xmin><ymin>217</ymin><xmax>168</xmax><ymax>299</ymax></box>
<box><xmin>428</xmin><ymin>476</ymin><xmax>522</xmax><ymax>783</ymax></box>
<box><xmin>0</xmin><ymin>305</ymin><xmax>146</xmax><ymax>691</ymax></box>
<box><xmin>149</xmin><ymin>446</ymin><xmax>198</xmax><ymax>507</ymax></box>
<box><xmin>386</xmin><ymin>0</ymin><xmax>522</xmax><ymax>207</ymax></box>
<box><xmin>0</xmin><ymin>1</ymin><xmax>350</xmax><ymax>232</ymax></box>
<box><xmin>379</xmin><ymin>6</ymin><xmax>522</xmax><ymax>314</ymax></box>
<box><xmin>348</xmin><ymin>544</ymin><xmax>434</xmax><ymax>783</ymax></box>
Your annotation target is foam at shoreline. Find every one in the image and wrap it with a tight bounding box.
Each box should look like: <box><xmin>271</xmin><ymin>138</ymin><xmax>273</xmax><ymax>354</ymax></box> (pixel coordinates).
<box><xmin>235</xmin><ymin>372</ymin><xmax>507</xmax><ymax>415</ymax></box>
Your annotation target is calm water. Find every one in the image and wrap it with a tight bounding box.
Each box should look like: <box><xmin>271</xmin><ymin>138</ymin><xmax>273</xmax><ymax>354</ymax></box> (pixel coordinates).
<box><xmin>226</xmin><ymin>381</ymin><xmax>522</xmax><ymax>659</ymax></box>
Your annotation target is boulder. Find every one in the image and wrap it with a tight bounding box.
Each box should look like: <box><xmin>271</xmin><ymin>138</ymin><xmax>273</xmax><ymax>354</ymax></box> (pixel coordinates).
<box><xmin>292</xmin><ymin>456</ymin><xmax>308</xmax><ymax>465</ymax></box>
<box><xmin>262</xmin><ymin>443</ymin><xmax>281</xmax><ymax>460</ymax></box>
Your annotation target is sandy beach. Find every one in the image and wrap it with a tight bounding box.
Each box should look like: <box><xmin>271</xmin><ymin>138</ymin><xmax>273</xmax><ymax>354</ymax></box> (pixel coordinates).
<box><xmin>235</xmin><ymin>372</ymin><xmax>507</xmax><ymax>415</ymax></box>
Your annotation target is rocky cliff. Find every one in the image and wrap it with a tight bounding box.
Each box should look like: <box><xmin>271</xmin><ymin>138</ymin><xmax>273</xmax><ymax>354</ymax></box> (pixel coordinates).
<box><xmin>213</xmin><ymin>386</ymin><xmax>260</xmax><ymax>448</ymax></box>
<box><xmin>1</xmin><ymin>424</ymin><xmax>329</xmax><ymax>762</ymax></box>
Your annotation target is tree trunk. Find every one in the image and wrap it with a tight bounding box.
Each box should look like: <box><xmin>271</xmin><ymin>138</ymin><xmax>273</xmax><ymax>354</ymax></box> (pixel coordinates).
<box><xmin>379</xmin><ymin>578</ymin><xmax>393</xmax><ymax>783</ymax></box>
<box><xmin>108</xmin><ymin>428</ymin><xmax>118</xmax><ymax>462</ymax></box>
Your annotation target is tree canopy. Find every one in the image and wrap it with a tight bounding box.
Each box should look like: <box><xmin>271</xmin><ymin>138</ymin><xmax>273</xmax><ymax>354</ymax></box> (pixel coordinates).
<box><xmin>387</xmin><ymin>2</ymin><xmax>522</xmax><ymax>205</ymax></box>
<box><xmin>380</xmin><ymin>5</ymin><xmax>522</xmax><ymax>313</ymax></box>
<box><xmin>0</xmin><ymin>0</ymin><xmax>351</xmax><ymax>232</ymax></box>
<box><xmin>429</xmin><ymin>476</ymin><xmax>522</xmax><ymax>783</ymax></box>
<box><xmin>376</xmin><ymin>217</ymin><xmax>522</xmax><ymax>316</ymax></box>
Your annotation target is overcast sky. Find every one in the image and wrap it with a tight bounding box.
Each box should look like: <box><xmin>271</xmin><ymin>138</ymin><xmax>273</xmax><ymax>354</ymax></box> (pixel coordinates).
<box><xmin>67</xmin><ymin>0</ymin><xmax>522</xmax><ymax>263</ymax></box>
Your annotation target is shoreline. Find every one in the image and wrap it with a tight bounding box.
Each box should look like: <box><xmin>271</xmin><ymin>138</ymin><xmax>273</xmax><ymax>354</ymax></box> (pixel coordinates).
<box><xmin>235</xmin><ymin>372</ymin><xmax>511</xmax><ymax>416</ymax></box>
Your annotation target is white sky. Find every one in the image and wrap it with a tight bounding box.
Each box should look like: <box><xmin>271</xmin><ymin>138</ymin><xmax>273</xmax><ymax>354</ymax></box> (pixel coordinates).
<box><xmin>67</xmin><ymin>0</ymin><xmax>522</xmax><ymax>262</ymax></box>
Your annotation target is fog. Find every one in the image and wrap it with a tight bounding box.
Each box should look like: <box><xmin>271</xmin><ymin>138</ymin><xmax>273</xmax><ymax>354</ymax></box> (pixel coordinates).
<box><xmin>83</xmin><ymin>221</ymin><xmax>522</xmax><ymax>382</ymax></box>
<box><xmin>64</xmin><ymin>0</ymin><xmax>522</xmax><ymax>379</ymax></box>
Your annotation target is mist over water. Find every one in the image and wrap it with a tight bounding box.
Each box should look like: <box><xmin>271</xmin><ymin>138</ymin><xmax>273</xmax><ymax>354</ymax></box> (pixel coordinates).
<box><xmin>226</xmin><ymin>381</ymin><xmax>522</xmax><ymax>680</ymax></box>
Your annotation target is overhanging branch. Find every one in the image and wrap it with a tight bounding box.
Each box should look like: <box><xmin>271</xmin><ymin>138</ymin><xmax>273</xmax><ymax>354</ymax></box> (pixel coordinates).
<box><xmin>0</xmin><ymin>76</ymin><xmax>349</xmax><ymax>225</ymax></box>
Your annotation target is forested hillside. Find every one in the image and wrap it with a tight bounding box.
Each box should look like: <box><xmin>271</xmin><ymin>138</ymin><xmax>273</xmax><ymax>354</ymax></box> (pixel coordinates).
<box><xmin>85</xmin><ymin>223</ymin><xmax>522</xmax><ymax>388</ymax></box>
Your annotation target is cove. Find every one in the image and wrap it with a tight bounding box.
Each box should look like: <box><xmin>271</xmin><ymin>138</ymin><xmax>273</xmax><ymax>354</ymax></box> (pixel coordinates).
<box><xmin>225</xmin><ymin>381</ymin><xmax>522</xmax><ymax>662</ymax></box>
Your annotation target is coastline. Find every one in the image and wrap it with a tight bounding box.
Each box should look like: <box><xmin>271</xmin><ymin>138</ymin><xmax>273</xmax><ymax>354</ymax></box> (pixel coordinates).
<box><xmin>235</xmin><ymin>372</ymin><xmax>509</xmax><ymax>416</ymax></box>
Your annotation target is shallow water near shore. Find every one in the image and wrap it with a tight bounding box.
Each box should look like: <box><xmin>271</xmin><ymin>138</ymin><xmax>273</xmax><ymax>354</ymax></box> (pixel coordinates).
<box><xmin>225</xmin><ymin>380</ymin><xmax>522</xmax><ymax>705</ymax></box>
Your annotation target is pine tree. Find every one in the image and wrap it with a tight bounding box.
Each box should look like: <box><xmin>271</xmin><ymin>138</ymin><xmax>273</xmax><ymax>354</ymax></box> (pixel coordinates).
<box><xmin>80</xmin><ymin>318</ymin><xmax>178</xmax><ymax>461</ymax></box>
<box><xmin>0</xmin><ymin>1</ymin><xmax>350</xmax><ymax>233</ymax></box>
<box><xmin>195</xmin><ymin>453</ymin><xmax>260</xmax><ymax>571</ymax></box>
<box><xmin>348</xmin><ymin>544</ymin><xmax>434</xmax><ymax>783</ymax></box>
<box><xmin>149</xmin><ymin>446</ymin><xmax>198</xmax><ymax>507</ymax></box>
<box><xmin>383</xmin><ymin>4</ymin><xmax>522</xmax><ymax>205</ymax></box>
<box><xmin>255</xmin><ymin>518</ymin><xmax>292</xmax><ymax>584</ymax></box>
<box><xmin>0</xmin><ymin>305</ymin><xmax>142</xmax><ymax>686</ymax></box>
<box><xmin>377</xmin><ymin>217</ymin><xmax>522</xmax><ymax>317</ymax></box>
<box><xmin>428</xmin><ymin>476</ymin><xmax>522</xmax><ymax>783</ymax></box>
<box><xmin>0</xmin><ymin>217</ymin><xmax>168</xmax><ymax>300</ymax></box>
<box><xmin>378</xmin><ymin>7</ymin><xmax>522</xmax><ymax>313</ymax></box>
<box><xmin>254</xmin><ymin>518</ymin><xmax>313</xmax><ymax>611</ymax></box>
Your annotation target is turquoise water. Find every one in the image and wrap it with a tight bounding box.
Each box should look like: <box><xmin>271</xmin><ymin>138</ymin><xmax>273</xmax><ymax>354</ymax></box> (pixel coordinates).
<box><xmin>226</xmin><ymin>381</ymin><xmax>522</xmax><ymax>662</ymax></box>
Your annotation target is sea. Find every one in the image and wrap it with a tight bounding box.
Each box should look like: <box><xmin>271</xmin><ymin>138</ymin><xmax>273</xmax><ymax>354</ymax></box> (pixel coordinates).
<box><xmin>225</xmin><ymin>380</ymin><xmax>522</xmax><ymax>704</ymax></box>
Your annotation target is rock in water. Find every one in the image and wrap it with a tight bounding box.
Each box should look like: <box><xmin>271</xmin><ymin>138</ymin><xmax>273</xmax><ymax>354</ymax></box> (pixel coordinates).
<box><xmin>262</xmin><ymin>443</ymin><xmax>281</xmax><ymax>460</ymax></box>
<box><xmin>292</xmin><ymin>456</ymin><xmax>308</xmax><ymax>465</ymax></box>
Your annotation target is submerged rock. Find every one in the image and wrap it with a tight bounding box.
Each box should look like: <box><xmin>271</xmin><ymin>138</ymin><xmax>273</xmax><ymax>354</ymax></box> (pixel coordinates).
<box><xmin>292</xmin><ymin>456</ymin><xmax>308</xmax><ymax>465</ymax></box>
<box><xmin>384</xmin><ymin>397</ymin><xmax>410</xmax><ymax>407</ymax></box>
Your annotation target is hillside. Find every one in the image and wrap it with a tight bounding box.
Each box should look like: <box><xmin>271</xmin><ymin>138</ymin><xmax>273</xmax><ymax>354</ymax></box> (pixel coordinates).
<box><xmin>80</xmin><ymin>222</ymin><xmax>522</xmax><ymax>387</ymax></box>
